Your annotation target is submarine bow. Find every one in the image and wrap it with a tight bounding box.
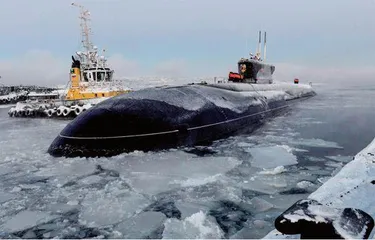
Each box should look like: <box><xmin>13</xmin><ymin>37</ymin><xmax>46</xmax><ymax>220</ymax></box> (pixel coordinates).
<box><xmin>48</xmin><ymin>83</ymin><xmax>315</xmax><ymax>158</ymax></box>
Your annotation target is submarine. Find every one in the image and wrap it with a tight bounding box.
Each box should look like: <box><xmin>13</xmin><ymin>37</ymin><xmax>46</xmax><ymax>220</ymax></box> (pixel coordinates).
<box><xmin>48</xmin><ymin>31</ymin><xmax>316</xmax><ymax>158</ymax></box>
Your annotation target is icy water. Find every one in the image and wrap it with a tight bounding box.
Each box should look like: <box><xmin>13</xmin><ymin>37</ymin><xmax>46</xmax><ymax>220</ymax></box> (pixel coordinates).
<box><xmin>0</xmin><ymin>82</ymin><xmax>375</xmax><ymax>239</ymax></box>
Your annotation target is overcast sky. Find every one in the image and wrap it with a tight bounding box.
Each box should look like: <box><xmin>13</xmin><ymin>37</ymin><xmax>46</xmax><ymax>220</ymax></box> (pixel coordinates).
<box><xmin>1</xmin><ymin>0</ymin><xmax>375</xmax><ymax>86</ymax></box>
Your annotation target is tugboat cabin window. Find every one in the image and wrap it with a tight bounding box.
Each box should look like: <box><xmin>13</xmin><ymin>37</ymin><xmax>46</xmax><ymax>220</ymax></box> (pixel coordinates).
<box><xmin>105</xmin><ymin>72</ymin><xmax>113</xmax><ymax>81</ymax></box>
<box><xmin>87</xmin><ymin>72</ymin><xmax>93</xmax><ymax>81</ymax></box>
<box><xmin>83</xmin><ymin>72</ymin><xmax>89</xmax><ymax>82</ymax></box>
<box><xmin>97</xmin><ymin>72</ymin><xmax>105</xmax><ymax>82</ymax></box>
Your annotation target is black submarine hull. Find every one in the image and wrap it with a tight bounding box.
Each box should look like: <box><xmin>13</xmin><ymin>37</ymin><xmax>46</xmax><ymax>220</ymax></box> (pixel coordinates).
<box><xmin>48</xmin><ymin>83</ymin><xmax>315</xmax><ymax>158</ymax></box>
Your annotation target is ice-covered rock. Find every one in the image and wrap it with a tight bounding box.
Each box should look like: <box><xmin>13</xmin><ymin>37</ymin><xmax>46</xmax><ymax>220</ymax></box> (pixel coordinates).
<box><xmin>273</xmin><ymin>199</ymin><xmax>374</xmax><ymax>239</ymax></box>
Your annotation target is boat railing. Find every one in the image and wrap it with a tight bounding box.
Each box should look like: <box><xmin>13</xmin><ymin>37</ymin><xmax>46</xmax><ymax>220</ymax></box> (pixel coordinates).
<box><xmin>213</xmin><ymin>76</ymin><xmax>228</xmax><ymax>84</ymax></box>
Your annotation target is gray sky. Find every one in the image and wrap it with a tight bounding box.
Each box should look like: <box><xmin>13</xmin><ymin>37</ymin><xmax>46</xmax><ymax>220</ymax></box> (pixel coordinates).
<box><xmin>1</xmin><ymin>0</ymin><xmax>375</xmax><ymax>86</ymax></box>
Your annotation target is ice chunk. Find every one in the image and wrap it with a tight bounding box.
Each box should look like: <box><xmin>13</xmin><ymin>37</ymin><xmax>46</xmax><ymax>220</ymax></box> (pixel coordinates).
<box><xmin>308</xmin><ymin>156</ymin><xmax>326</xmax><ymax>162</ymax></box>
<box><xmin>22</xmin><ymin>230</ymin><xmax>37</xmax><ymax>238</ymax></box>
<box><xmin>259</xmin><ymin>166</ymin><xmax>287</xmax><ymax>175</ymax></box>
<box><xmin>114</xmin><ymin>211</ymin><xmax>166</xmax><ymax>238</ymax></box>
<box><xmin>263</xmin><ymin>229</ymin><xmax>300</xmax><ymax>239</ymax></box>
<box><xmin>126</xmin><ymin>152</ymin><xmax>241</xmax><ymax>179</ymax></box>
<box><xmin>256</xmin><ymin>194</ymin><xmax>310</xmax><ymax>210</ymax></box>
<box><xmin>79</xmin><ymin>191</ymin><xmax>150</xmax><ymax>227</ymax></box>
<box><xmin>254</xmin><ymin>219</ymin><xmax>268</xmax><ymax>229</ymax></box>
<box><xmin>259</xmin><ymin>136</ymin><xmax>343</xmax><ymax>149</ymax></box>
<box><xmin>325</xmin><ymin>161</ymin><xmax>343</xmax><ymax>168</ymax></box>
<box><xmin>0</xmin><ymin>211</ymin><xmax>58</xmax><ymax>233</ymax></box>
<box><xmin>248</xmin><ymin>197</ymin><xmax>274</xmax><ymax>213</ymax></box>
<box><xmin>240</xmin><ymin>178</ymin><xmax>280</xmax><ymax>195</ymax></box>
<box><xmin>175</xmin><ymin>201</ymin><xmax>212</xmax><ymax>219</ymax></box>
<box><xmin>36</xmin><ymin>161</ymin><xmax>97</xmax><ymax>178</ymax></box>
<box><xmin>0</xmin><ymin>163</ymin><xmax>19</xmax><ymax>176</ymax></box>
<box><xmin>45</xmin><ymin>203</ymin><xmax>79</xmax><ymax>214</ymax></box>
<box><xmin>290</xmin><ymin>138</ymin><xmax>343</xmax><ymax>149</ymax></box>
<box><xmin>250</xmin><ymin>146</ymin><xmax>298</xmax><ymax>169</ymax></box>
<box><xmin>124</xmin><ymin>152</ymin><xmax>241</xmax><ymax>196</ymax></box>
<box><xmin>240</xmin><ymin>167</ymin><xmax>315</xmax><ymax>196</ymax></box>
<box><xmin>0</xmin><ymin>192</ymin><xmax>16</xmax><ymax>204</ymax></box>
<box><xmin>127</xmin><ymin>172</ymin><xmax>183</xmax><ymax>196</ymax></box>
<box><xmin>325</xmin><ymin>155</ymin><xmax>352</xmax><ymax>163</ymax></box>
<box><xmin>174</xmin><ymin>174</ymin><xmax>223</xmax><ymax>188</ymax></box>
<box><xmin>297</xmin><ymin>181</ymin><xmax>315</xmax><ymax>189</ymax></box>
<box><xmin>162</xmin><ymin>211</ymin><xmax>223</xmax><ymax>239</ymax></box>
<box><xmin>78</xmin><ymin>175</ymin><xmax>103</xmax><ymax>185</ymax></box>
<box><xmin>237</xmin><ymin>142</ymin><xmax>255</xmax><ymax>148</ymax></box>
<box><xmin>230</xmin><ymin>219</ymin><xmax>274</xmax><ymax>239</ymax></box>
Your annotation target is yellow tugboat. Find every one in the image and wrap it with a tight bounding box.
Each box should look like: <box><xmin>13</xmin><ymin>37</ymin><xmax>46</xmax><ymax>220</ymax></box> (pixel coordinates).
<box><xmin>9</xmin><ymin>2</ymin><xmax>131</xmax><ymax>118</ymax></box>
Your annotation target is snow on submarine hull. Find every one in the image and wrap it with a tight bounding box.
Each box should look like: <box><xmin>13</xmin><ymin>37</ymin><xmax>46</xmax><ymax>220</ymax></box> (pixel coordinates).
<box><xmin>48</xmin><ymin>82</ymin><xmax>316</xmax><ymax>158</ymax></box>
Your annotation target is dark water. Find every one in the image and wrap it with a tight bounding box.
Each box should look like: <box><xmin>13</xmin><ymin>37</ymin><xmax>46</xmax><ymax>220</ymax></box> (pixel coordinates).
<box><xmin>0</xmin><ymin>82</ymin><xmax>374</xmax><ymax>239</ymax></box>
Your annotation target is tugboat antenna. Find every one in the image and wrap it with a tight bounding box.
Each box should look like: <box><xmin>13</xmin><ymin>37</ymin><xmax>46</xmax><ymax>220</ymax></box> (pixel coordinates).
<box><xmin>71</xmin><ymin>2</ymin><xmax>93</xmax><ymax>54</ymax></box>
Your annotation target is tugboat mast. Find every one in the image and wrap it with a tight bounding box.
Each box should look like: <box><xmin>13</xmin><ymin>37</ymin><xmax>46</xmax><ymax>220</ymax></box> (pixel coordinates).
<box><xmin>71</xmin><ymin>2</ymin><xmax>108</xmax><ymax>70</ymax></box>
<box><xmin>71</xmin><ymin>2</ymin><xmax>93</xmax><ymax>54</ymax></box>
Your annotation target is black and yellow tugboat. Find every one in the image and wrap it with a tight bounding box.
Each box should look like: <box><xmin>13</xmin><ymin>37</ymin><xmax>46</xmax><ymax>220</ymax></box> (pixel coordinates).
<box><xmin>8</xmin><ymin>3</ymin><xmax>131</xmax><ymax>119</ymax></box>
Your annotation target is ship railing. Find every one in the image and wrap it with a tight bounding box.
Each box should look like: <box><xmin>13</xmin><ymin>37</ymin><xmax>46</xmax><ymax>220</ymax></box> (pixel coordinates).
<box><xmin>82</xmin><ymin>78</ymin><xmax>131</xmax><ymax>91</ymax></box>
<box><xmin>213</xmin><ymin>76</ymin><xmax>228</xmax><ymax>84</ymax></box>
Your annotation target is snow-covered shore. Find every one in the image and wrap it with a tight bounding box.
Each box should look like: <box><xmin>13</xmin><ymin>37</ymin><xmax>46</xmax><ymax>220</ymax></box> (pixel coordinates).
<box><xmin>264</xmin><ymin>137</ymin><xmax>375</xmax><ymax>239</ymax></box>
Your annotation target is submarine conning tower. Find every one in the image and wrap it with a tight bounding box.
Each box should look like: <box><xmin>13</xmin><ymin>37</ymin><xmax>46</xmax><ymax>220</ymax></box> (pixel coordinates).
<box><xmin>229</xmin><ymin>31</ymin><xmax>275</xmax><ymax>84</ymax></box>
<box><xmin>237</xmin><ymin>58</ymin><xmax>275</xmax><ymax>84</ymax></box>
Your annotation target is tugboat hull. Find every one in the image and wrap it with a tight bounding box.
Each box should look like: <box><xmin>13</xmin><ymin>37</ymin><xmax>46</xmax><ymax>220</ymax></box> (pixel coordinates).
<box><xmin>48</xmin><ymin>83</ymin><xmax>316</xmax><ymax>158</ymax></box>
